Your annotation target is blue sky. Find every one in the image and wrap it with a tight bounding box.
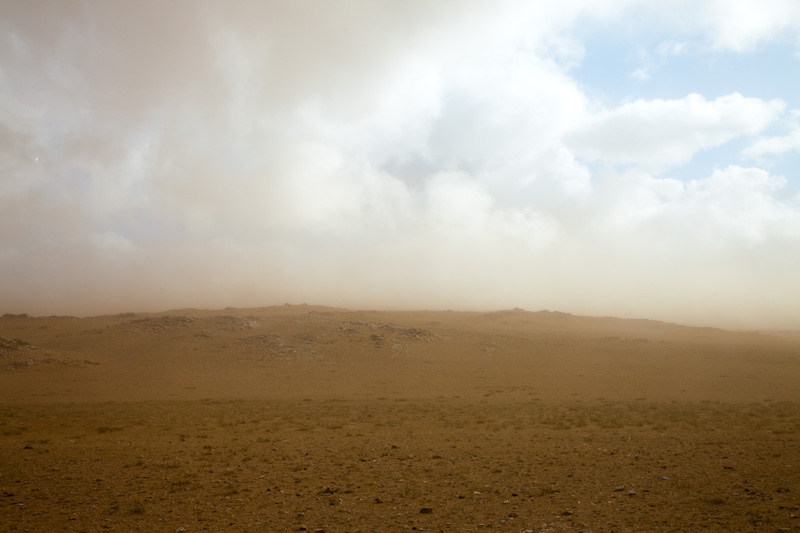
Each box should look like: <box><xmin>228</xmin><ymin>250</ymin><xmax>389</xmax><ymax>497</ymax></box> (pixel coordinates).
<box><xmin>1</xmin><ymin>1</ymin><xmax>799</xmax><ymax>328</ymax></box>
<box><xmin>574</xmin><ymin>24</ymin><xmax>800</xmax><ymax>185</ymax></box>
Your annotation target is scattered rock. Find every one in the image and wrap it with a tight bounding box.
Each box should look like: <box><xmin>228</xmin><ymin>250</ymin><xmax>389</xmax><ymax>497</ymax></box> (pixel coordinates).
<box><xmin>420</xmin><ymin>507</ymin><xmax>433</xmax><ymax>514</ymax></box>
<box><xmin>208</xmin><ymin>315</ymin><xmax>261</xmax><ymax>330</ymax></box>
<box><xmin>339</xmin><ymin>321</ymin><xmax>440</xmax><ymax>343</ymax></box>
<box><xmin>120</xmin><ymin>316</ymin><xmax>196</xmax><ymax>334</ymax></box>
<box><xmin>241</xmin><ymin>333</ymin><xmax>311</xmax><ymax>360</ymax></box>
<box><xmin>1</xmin><ymin>336</ymin><xmax>88</xmax><ymax>371</ymax></box>
<box><xmin>1</xmin><ymin>336</ymin><xmax>32</xmax><ymax>351</ymax></box>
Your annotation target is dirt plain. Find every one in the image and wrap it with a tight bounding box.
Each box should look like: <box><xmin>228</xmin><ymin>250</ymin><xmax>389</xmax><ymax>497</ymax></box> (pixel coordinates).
<box><xmin>1</xmin><ymin>305</ymin><xmax>799</xmax><ymax>532</ymax></box>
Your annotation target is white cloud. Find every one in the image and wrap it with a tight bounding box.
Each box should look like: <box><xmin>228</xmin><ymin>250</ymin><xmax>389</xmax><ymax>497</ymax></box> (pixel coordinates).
<box><xmin>567</xmin><ymin>93</ymin><xmax>785</xmax><ymax>170</ymax></box>
<box><xmin>582</xmin><ymin>165</ymin><xmax>798</xmax><ymax>246</ymax></box>
<box><xmin>744</xmin><ymin>128</ymin><xmax>800</xmax><ymax>157</ymax></box>
<box><xmin>684</xmin><ymin>166</ymin><xmax>799</xmax><ymax>243</ymax></box>
<box><xmin>656</xmin><ymin>40</ymin><xmax>691</xmax><ymax>56</ymax></box>
<box><xmin>699</xmin><ymin>0</ymin><xmax>800</xmax><ymax>51</ymax></box>
<box><xmin>629</xmin><ymin>67</ymin><xmax>650</xmax><ymax>81</ymax></box>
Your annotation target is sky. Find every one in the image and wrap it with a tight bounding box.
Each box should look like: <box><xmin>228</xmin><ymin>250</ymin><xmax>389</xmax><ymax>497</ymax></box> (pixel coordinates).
<box><xmin>1</xmin><ymin>1</ymin><xmax>799</xmax><ymax>329</ymax></box>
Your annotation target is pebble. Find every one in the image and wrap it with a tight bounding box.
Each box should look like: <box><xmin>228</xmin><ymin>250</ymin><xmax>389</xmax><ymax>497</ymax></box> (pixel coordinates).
<box><xmin>420</xmin><ymin>507</ymin><xmax>434</xmax><ymax>514</ymax></box>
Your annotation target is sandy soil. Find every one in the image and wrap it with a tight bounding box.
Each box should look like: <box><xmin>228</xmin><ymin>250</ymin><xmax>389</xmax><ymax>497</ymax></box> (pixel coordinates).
<box><xmin>1</xmin><ymin>306</ymin><xmax>799</xmax><ymax>532</ymax></box>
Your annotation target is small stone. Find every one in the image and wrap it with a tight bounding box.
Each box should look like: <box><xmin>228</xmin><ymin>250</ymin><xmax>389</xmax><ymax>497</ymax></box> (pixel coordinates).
<box><xmin>627</xmin><ymin>490</ymin><xmax>636</xmax><ymax>496</ymax></box>
<box><xmin>420</xmin><ymin>507</ymin><xmax>434</xmax><ymax>514</ymax></box>
<box><xmin>561</xmin><ymin>510</ymin><xmax>573</xmax><ymax>516</ymax></box>
<box><xmin>298</xmin><ymin>526</ymin><xmax>308</xmax><ymax>532</ymax></box>
<box><xmin>658</xmin><ymin>475</ymin><xmax>671</xmax><ymax>481</ymax></box>
<box><xmin>613</xmin><ymin>486</ymin><xmax>624</xmax><ymax>492</ymax></box>
<box><xmin>374</xmin><ymin>496</ymin><xmax>383</xmax><ymax>503</ymax></box>
<box><xmin>175</xmin><ymin>528</ymin><xmax>186</xmax><ymax>533</ymax></box>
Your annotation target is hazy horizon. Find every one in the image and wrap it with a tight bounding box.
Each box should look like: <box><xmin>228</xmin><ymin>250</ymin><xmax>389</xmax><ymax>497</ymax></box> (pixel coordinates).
<box><xmin>2</xmin><ymin>1</ymin><xmax>799</xmax><ymax>330</ymax></box>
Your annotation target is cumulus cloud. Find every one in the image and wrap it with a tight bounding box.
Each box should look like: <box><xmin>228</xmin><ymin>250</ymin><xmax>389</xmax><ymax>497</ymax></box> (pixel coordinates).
<box><xmin>1</xmin><ymin>1</ymin><xmax>799</xmax><ymax>329</ymax></box>
<box><xmin>567</xmin><ymin>93</ymin><xmax>785</xmax><ymax>171</ymax></box>
<box><xmin>699</xmin><ymin>0</ymin><xmax>800</xmax><ymax>51</ymax></box>
<box><xmin>745</xmin><ymin>128</ymin><xmax>800</xmax><ymax>157</ymax></box>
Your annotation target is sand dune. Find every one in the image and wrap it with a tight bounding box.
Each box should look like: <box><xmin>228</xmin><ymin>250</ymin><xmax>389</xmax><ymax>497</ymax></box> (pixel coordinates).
<box><xmin>2</xmin><ymin>306</ymin><xmax>799</xmax><ymax>531</ymax></box>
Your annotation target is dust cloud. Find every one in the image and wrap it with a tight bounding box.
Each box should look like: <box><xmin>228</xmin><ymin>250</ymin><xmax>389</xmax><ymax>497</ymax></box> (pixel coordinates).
<box><xmin>1</xmin><ymin>2</ymin><xmax>799</xmax><ymax>329</ymax></box>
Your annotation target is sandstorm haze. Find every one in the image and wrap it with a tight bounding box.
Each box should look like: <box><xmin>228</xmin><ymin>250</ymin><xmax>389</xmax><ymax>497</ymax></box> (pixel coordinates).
<box><xmin>1</xmin><ymin>1</ymin><xmax>799</xmax><ymax>329</ymax></box>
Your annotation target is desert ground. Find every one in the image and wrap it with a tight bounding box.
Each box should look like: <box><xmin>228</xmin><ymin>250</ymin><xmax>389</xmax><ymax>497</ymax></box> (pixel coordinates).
<box><xmin>1</xmin><ymin>305</ymin><xmax>799</xmax><ymax>532</ymax></box>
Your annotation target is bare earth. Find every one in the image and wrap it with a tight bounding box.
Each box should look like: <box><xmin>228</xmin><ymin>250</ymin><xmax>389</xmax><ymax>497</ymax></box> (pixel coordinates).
<box><xmin>1</xmin><ymin>305</ymin><xmax>799</xmax><ymax>532</ymax></box>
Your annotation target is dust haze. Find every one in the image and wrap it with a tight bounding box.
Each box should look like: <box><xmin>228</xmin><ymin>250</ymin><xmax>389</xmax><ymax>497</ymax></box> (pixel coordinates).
<box><xmin>2</xmin><ymin>1</ymin><xmax>799</xmax><ymax>329</ymax></box>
